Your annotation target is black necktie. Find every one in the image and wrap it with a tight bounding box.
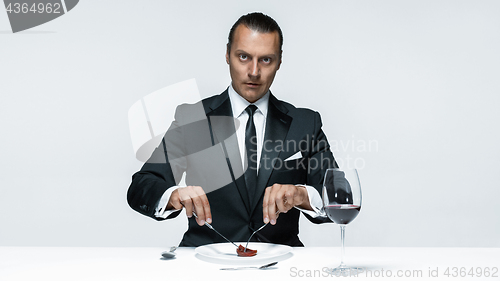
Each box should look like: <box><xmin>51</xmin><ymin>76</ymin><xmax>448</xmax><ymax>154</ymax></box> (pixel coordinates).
<box><xmin>244</xmin><ymin>105</ymin><xmax>258</xmax><ymax>205</ymax></box>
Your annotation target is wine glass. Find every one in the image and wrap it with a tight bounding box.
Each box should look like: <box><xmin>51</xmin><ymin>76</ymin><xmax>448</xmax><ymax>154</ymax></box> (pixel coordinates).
<box><xmin>322</xmin><ymin>168</ymin><xmax>362</xmax><ymax>275</ymax></box>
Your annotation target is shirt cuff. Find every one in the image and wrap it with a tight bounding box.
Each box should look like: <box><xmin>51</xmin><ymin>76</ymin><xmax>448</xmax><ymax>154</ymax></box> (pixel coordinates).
<box><xmin>294</xmin><ymin>184</ymin><xmax>326</xmax><ymax>218</ymax></box>
<box><xmin>154</xmin><ymin>186</ymin><xmax>181</xmax><ymax>219</ymax></box>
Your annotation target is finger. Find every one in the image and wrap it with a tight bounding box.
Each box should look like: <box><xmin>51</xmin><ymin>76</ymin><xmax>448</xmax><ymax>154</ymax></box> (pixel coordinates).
<box><xmin>168</xmin><ymin>189</ymin><xmax>184</xmax><ymax>210</ymax></box>
<box><xmin>179</xmin><ymin>189</ymin><xmax>194</xmax><ymax>219</ymax></box>
<box><xmin>284</xmin><ymin>187</ymin><xmax>297</xmax><ymax>210</ymax></box>
<box><xmin>193</xmin><ymin>186</ymin><xmax>211</xmax><ymax>224</ymax></box>
<box><xmin>275</xmin><ymin>186</ymin><xmax>288</xmax><ymax>214</ymax></box>
<box><xmin>268</xmin><ymin>184</ymin><xmax>281</xmax><ymax>225</ymax></box>
<box><xmin>189</xmin><ymin>187</ymin><xmax>206</xmax><ymax>226</ymax></box>
<box><xmin>171</xmin><ymin>199</ymin><xmax>183</xmax><ymax>210</ymax></box>
<box><xmin>262</xmin><ymin>187</ymin><xmax>272</xmax><ymax>223</ymax></box>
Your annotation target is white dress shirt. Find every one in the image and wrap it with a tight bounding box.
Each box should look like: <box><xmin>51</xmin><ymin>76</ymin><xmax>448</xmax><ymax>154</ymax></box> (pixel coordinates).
<box><xmin>155</xmin><ymin>84</ymin><xmax>325</xmax><ymax>219</ymax></box>
<box><xmin>228</xmin><ymin>84</ymin><xmax>268</xmax><ymax>172</ymax></box>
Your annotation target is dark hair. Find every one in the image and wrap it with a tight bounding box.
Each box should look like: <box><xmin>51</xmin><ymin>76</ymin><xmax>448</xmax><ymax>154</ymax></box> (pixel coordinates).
<box><xmin>227</xmin><ymin>12</ymin><xmax>283</xmax><ymax>55</ymax></box>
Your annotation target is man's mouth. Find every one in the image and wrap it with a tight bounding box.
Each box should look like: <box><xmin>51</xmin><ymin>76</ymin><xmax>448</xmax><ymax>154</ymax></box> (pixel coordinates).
<box><xmin>245</xmin><ymin>82</ymin><xmax>260</xmax><ymax>88</ymax></box>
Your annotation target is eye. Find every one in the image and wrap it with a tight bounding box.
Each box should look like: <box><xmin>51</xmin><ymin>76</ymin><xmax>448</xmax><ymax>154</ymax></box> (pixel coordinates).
<box><xmin>239</xmin><ymin>54</ymin><xmax>248</xmax><ymax>60</ymax></box>
<box><xmin>262</xmin><ymin>58</ymin><xmax>271</xmax><ymax>63</ymax></box>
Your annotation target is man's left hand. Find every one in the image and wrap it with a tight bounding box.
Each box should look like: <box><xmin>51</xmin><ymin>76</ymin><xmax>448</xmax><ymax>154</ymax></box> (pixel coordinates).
<box><xmin>262</xmin><ymin>184</ymin><xmax>312</xmax><ymax>225</ymax></box>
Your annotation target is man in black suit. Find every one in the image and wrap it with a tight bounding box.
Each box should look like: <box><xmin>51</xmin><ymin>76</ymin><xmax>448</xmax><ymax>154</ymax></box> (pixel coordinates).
<box><xmin>127</xmin><ymin>12</ymin><xmax>337</xmax><ymax>247</ymax></box>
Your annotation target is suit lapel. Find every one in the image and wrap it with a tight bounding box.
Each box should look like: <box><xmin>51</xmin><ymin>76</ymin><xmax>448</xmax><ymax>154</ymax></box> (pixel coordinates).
<box><xmin>250</xmin><ymin>94</ymin><xmax>292</xmax><ymax>215</ymax></box>
<box><xmin>206</xmin><ymin>91</ymin><xmax>251</xmax><ymax>214</ymax></box>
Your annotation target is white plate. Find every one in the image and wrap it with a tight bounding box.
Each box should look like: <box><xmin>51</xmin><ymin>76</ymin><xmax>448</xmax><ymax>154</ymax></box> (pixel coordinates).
<box><xmin>195</xmin><ymin>242</ymin><xmax>293</xmax><ymax>265</ymax></box>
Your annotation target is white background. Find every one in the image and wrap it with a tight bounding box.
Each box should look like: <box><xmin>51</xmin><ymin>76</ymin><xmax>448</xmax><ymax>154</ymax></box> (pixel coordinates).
<box><xmin>1</xmin><ymin>0</ymin><xmax>499</xmax><ymax>248</ymax></box>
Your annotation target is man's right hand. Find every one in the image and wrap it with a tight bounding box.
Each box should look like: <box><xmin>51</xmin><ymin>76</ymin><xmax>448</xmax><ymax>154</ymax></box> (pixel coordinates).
<box><xmin>166</xmin><ymin>186</ymin><xmax>212</xmax><ymax>226</ymax></box>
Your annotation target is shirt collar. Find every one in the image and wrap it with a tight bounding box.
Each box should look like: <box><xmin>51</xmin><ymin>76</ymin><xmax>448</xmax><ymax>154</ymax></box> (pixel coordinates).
<box><xmin>228</xmin><ymin>83</ymin><xmax>269</xmax><ymax>118</ymax></box>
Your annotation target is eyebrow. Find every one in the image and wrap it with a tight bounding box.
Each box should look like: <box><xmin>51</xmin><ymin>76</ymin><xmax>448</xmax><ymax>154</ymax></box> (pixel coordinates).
<box><xmin>235</xmin><ymin>50</ymin><xmax>278</xmax><ymax>59</ymax></box>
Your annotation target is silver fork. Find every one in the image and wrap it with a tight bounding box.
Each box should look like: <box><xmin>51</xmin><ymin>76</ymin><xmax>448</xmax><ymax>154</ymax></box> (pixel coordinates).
<box><xmin>244</xmin><ymin>211</ymin><xmax>280</xmax><ymax>250</ymax></box>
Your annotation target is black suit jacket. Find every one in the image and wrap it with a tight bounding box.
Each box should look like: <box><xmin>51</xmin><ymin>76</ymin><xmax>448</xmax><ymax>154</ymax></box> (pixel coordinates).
<box><xmin>127</xmin><ymin>90</ymin><xmax>337</xmax><ymax>246</ymax></box>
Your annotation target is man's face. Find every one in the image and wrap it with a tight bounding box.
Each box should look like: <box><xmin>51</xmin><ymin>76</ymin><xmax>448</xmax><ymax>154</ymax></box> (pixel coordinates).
<box><xmin>226</xmin><ymin>24</ymin><xmax>282</xmax><ymax>103</ymax></box>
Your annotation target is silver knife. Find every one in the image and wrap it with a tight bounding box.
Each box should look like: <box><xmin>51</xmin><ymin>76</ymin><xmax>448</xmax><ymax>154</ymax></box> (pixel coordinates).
<box><xmin>191</xmin><ymin>211</ymin><xmax>239</xmax><ymax>248</ymax></box>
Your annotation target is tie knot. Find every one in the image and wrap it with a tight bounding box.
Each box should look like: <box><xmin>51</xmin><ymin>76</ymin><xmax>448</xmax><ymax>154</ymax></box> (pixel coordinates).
<box><xmin>245</xmin><ymin>105</ymin><xmax>258</xmax><ymax>116</ymax></box>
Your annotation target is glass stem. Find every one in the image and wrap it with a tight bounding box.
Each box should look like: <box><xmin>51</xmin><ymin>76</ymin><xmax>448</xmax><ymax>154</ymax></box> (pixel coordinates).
<box><xmin>339</xmin><ymin>224</ymin><xmax>346</xmax><ymax>267</ymax></box>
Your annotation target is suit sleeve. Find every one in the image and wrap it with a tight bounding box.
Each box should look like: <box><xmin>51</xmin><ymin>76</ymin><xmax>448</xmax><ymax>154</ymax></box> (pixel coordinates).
<box><xmin>302</xmin><ymin>111</ymin><xmax>338</xmax><ymax>224</ymax></box>
<box><xmin>127</xmin><ymin>108</ymin><xmax>187</xmax><ymax>221</ymax></box>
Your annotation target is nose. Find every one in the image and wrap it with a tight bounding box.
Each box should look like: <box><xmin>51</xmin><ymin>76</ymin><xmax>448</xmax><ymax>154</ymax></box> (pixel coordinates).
<box><xmin>248</xmin><ymin>59</ymin><xmax>260</xmax><ymax>78</ymax></box>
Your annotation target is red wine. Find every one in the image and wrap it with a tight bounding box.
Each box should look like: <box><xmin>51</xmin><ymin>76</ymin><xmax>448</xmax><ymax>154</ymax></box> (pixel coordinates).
<box><xmin>325</xmin><ymin>205</ymin><xmax>361</xmax><ymax>224</ymax></box>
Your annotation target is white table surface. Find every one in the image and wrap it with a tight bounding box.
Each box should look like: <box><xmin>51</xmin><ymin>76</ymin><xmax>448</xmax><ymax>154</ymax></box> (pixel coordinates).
<box><xmin>1</xmin><ymin>246</ymin><xmax>498</xmax><ymax>280</ymax></box>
